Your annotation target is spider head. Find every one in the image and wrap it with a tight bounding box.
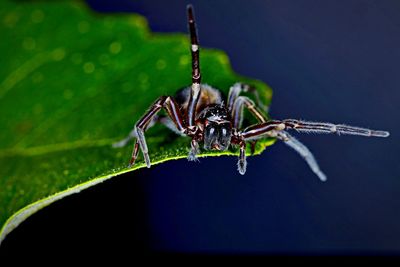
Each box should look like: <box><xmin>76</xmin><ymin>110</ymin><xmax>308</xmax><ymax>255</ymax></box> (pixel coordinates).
<box><xmin>202</xmin><ymin>105</ymin><xmax>232</xmax><ymax>151</ymax></box>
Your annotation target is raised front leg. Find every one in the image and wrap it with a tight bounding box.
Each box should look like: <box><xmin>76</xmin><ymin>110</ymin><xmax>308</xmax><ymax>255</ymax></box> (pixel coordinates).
<box><xmin>187</xmin><ymin>5</ymin><xmax>202</xmax><ymax>127</ymax></box>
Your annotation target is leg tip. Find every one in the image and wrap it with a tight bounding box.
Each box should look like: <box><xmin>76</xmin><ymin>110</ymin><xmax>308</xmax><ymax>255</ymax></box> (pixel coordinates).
<box><xmin>187</xmin><ymin>153</ymin><xmax>200</xmax><ymax>162</ymax></box>
<box><xmin>318</xmin><ymin>173</ymin><xmax>327</xmax><ymax>182</ymax></box>
<box><xmin>187</xmin><ymin>145</ymin><xmax>200</xmax><ymax>162</ymax></box>
<box><xmin>145</xmin><ymin>160</ymin><xmax>151</xmax><ymax>168</ymax></box>
<box><xmin>237</xmin><ymin>160</ymin><xmax>247</xmax><ymax>175</ymax></box>
<box><xmin>370</xmin><ymin>130</ymin><xmax>389</xmax><ymax>137</ymax></box>
<box><xmin>379</xmin><ymin>131</ymin><xmax>390</xmax><ymax>137</ymax></box>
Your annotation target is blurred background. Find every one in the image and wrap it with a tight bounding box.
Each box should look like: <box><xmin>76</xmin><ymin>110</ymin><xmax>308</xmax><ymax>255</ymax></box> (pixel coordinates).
<box><xmin>2</xmin><ymin>0</ymin><xmax>400</xmax><ymax>256</ymax></box>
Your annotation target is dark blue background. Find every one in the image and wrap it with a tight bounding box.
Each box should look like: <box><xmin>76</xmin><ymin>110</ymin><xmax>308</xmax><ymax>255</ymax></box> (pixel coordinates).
<box><xmin>2</xmin><ymin>0</ymin><xmax>400</xmax><ymax>256</ymax></box>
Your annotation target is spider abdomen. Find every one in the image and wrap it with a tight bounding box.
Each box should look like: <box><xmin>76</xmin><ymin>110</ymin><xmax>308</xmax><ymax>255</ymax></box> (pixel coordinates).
<box><xmin>175</xmin><ymin>84</ymin><xmax>224</xmax><ymax>117</ymax></box>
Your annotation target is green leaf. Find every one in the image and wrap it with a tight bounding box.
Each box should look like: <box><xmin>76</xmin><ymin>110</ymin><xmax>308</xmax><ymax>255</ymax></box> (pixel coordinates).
<box><xmin>0</xmin><ymin>0</ymin><xmax>274</xmax><ymax>244</ymax></box>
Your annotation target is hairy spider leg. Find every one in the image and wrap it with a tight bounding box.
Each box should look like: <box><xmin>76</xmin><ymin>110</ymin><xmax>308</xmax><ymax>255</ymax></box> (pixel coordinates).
<box><xmin>187</xmin><ymin>4</ymin><xmax>202</xmax><ymax>127</ymax></box>
<box><xmin>282</xmin><ymin>119</ymin><xmax>390</xmax><ymax>137</ymax></box>
<box><xmin>131</xmin><ymin>96</ymin><xmax>186</xmax><ymax>168</ymax></box>
<box><xmin>242</xmin><ymin>120</ymin><xmax>389</xmax><ymax>140</ymax></box>
<box><xmin>129</xmin><ymin>140</ymin><xmax>140</xmax><ymax>167</ymax></box>
<box><xmin>277</xmin><ymin>131</ymin><xmax>327</xmax><ymax>181</ymax></box>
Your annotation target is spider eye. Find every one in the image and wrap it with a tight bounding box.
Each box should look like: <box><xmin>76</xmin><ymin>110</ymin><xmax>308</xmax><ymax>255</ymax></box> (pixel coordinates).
<box><xmin>209</xmin><ymin>127</ymin><xmax>215</xmax><ymax>135</ymax></box>
<box><xmin>218</xmin><ymin>125</ymin><xmax>231</xmax><ymax>150</ymax></box>
<box><xmin>204</xmin><ymin>125</ymin><xmax>218</xmax><ymax>150</ymax></box>
<box><xmin>221</xmin><ymin>127</ymin><xmax>227</xmax><ymax>137</ymax></box>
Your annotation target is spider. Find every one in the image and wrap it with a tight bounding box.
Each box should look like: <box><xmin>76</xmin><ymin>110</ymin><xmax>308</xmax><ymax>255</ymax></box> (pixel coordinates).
<box><xmin>114</xmin><ymin>5</ymin><xmax>389</xmax><ymax>181</ymax></box>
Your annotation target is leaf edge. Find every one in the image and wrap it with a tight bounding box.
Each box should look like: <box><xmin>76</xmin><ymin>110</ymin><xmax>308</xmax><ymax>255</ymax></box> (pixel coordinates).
<box><xmin>0</xmin><ymin>138</ymin><xmax>275</xmax><ymax>246</ymax></box>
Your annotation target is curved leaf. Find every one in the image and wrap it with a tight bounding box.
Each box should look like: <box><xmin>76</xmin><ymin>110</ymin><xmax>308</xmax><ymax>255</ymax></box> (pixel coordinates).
<box><xmin>0</xmin><ymin>0</ymin><xmax>274</xmax><ymax>244</ymax></box>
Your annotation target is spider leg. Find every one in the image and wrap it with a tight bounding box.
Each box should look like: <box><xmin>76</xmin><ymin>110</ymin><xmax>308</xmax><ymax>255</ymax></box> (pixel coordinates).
<box><xmin>241</xmin><ymin>119</ymin><xmax>389</xmax><ymax>139</ymax></box>
<box><xmin>228</xmin><ymin>83</ymin><xmax>269</xmax><ymax>155</ymax></box>
<box><xmin>282</xmin><ymin>119</ymin><xmax>390</xmax><ymax>137</ymax></box>
<box><xmin>237</xmin><ymin>141</ymin><xmax>247</xmax><ymax>175</ymax></box>
<box><xmin>239</xmin><ymin>119</ymin><xmax>388</xmax><ymax>178</ymax></box>
<box><xmin>186</xmin><ymin>5</ymin><xmax>202</xmax><ymax>127</ymax></box>
<box><xmin>231</xmin><ymin>96</ymin><xmax>267</xmax><ymax>129</ymax></box>
<box><xmin>130</xmin><ymin>96</ymin><xmax>186</xmax><ymax>168</ymax></box>
<box><xmin>227</xmin><ymin>83</ymin><xmax>269</xmax><ymax>116</ymax></box>
<box><xmin>188</xmin><ymin>139</ymin><xmax>200</xmax><ymax>162</ymax></box>
<box><xmin>227</xmin><ymin>83</ymin><xmax>245</xmax><ymax>112</ymax></box>
<box><xmin>129</xmin><ymin>140</ymin><xmax>140</xmax><ymax>166</ymax></box>
<box><xmin>230</xmin><ymin>94</ymin><xmax>268</xmax><ymax>155</ymax></box>
<box><xmin>277</xmin><ymin>131</ymin><xmax>327</xmax><ymax>181</ymax></box>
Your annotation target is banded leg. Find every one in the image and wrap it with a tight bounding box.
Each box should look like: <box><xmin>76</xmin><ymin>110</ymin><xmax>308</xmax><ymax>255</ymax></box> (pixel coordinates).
<box><xmin>187</xmin><ymin>5</ymin><xmax>202</xmax><ymax>127</ymax></box>
<box><xmin>129</xmin><ymin>140</ymin><xmax>140</xmax><ymax>167</ymax></box>
<box><xmin>241</xmin><ymin>119</ymin><xmax>389</xmax><ymax>140</ymax></box>
<box><xmin>282</xmin><ymin>119</ymin><xmax>390</xmax><ymax>137</ymax></box>
<box><xmin>131</xmin><ymin>96</ymin><xmax>186</xmax><ymax>168</ymax></box>
<box><xmin>128</xmin><ymin>115</ymin><xmax>157</xmax><ymax>166</ymax></box>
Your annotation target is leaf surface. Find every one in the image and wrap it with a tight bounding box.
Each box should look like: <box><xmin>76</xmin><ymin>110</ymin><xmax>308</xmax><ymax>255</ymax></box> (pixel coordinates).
<box><xmin>0</xmin><ymin>0</ymin><xmax>274</xmax><ymax>244</ymax></box>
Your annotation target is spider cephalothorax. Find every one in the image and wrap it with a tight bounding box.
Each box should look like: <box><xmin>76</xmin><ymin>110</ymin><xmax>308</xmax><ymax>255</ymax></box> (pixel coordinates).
<box><xmin>114</xmin><ymin>5</ymin><xmax>389</xmax><ymax>181</ymax></box>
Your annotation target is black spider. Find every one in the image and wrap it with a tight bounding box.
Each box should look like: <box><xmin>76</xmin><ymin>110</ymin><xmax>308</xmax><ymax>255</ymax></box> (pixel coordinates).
<box><xmin>114</xmin><ymin>5</ymin><xmax>389</xmax><ymax>181</ymax></box>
